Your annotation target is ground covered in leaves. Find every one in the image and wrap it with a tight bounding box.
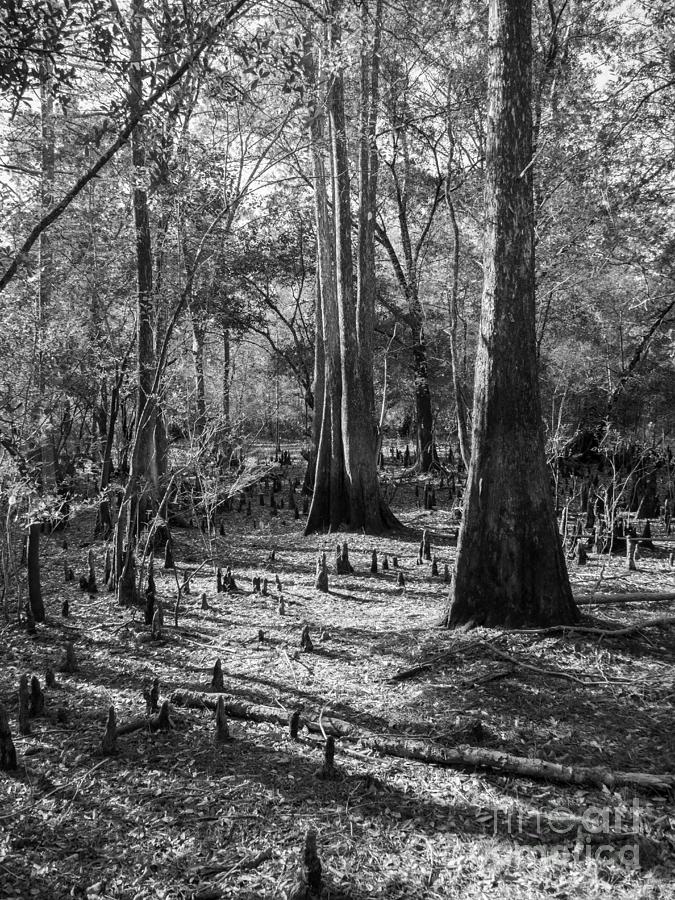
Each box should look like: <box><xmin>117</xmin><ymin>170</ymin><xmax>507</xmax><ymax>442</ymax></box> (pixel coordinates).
<box><xmin>2</xmin><ymin>478</ymin><xmax>675</xmax><ymax>899</ymax></box>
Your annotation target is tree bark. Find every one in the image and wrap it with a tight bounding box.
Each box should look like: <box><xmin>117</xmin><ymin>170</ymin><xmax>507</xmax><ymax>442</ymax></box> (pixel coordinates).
<box><xmin>444</xmin><ymin>0</ymin><xmax>578</xmax><ymax>628</ymax></box>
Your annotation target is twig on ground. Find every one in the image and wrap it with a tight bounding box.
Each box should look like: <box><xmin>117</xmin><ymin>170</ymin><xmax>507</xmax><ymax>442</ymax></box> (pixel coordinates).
<box><xmin>511</xmin><ymin>616</ymin><xmax>675</xmax><ymax>639</ymax></box>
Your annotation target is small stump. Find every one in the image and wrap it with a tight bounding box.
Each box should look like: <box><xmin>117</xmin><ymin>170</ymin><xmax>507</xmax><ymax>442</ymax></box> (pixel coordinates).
<box><xmin>149</xmin><ymin>700</ymin><xmax>172</xmax><ymax>733</ymax></box>
<box><xmin>18</xmin><ymin>675</ymin><xmax>31</xmax><ymax>735</ymax></box>
<box><xmin>289</xmin><ymin>829</ymin><xmax>322</xmax><ymax>900</ymax></box>
<box><xmin>315</xmin><ymin>734</ymin><xmax>339</xmax><ymax>780</ymax></box>
<box><xmin>59</xmin><ymin>642</ymin><xmax>79</xmax><ymax>673</ymax></box>
<box><xmin>300</xmin><ymin>626</ymin><xmax>314</xmax><ymax>653</ymax></box>
<box><xmin>30</xmin><ymin>675</ymin><xmax>45</xmax><ymax>717</ymax></box>
<box><xmin>314</xmin><ymin>553</ymin><xmax>328</xmax><ymax>593</ymax></box>
<box><xmin>101</xmin><ymin>706</ymin><xmax>118</xmax><ymax>755</ymax></box>
<box><xmin>210</xmin><ymin>658</ymin><xmax>225</xmax><ymax>692</ymax></box>
<box><xmin>336</xmin><ymin>541</ymin><xmax>354</xmax><ymax>575</ymax></box>
<box><xmin>0</xmin><ymin>704</ymin><xmax>18</xmax><ymax>771</ymax></box>
<box><xmin>144</xmin><ymin>678</ymin><xmax>160</xmax><ymax>713</ymax></box>
<box><xmin>214</xmin><ymin>695</ymin><xmax>230</xmax><ymax>743</ymax></box>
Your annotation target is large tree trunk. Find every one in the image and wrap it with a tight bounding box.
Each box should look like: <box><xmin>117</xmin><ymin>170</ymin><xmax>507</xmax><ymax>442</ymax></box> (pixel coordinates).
<box><xmin>303</xmin><ymin>30</ymin><xmax>346</xmax><ymax>531</ymax></box>
<box><xmin>304</xmin><ymin>10</ymin><xmax>398</xmax><ymax>534</ymax></box>
<box><xmin>443</xmin><ymin>0</ymin><xmax>577</xmax><ymax>628</ymax></box>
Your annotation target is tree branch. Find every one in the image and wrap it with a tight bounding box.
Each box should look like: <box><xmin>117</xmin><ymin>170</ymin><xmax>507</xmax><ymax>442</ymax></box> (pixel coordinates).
<box><xmin>0</xmin><ymin>0</ymin><xmax>252</xmax><ymax>295</ymax></box>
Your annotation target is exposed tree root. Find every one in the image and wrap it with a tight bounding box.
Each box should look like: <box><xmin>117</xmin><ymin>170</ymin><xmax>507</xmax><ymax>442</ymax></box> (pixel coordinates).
<box><xmin>512</xmin><ymin>616</ymin><xmax>675</xmax><ymax>638</ymax></box>
<box><xmin>576</xmin><ymin>592</ymin><xmax>675</xmax><ymax>606</ymax></box>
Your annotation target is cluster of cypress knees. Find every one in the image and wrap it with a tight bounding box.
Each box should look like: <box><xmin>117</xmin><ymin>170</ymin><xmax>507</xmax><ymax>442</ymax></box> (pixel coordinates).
<box><xmin>313</xmin><ymin>530</ymin><xmax>451</xmax><ymax>593</ymax></box>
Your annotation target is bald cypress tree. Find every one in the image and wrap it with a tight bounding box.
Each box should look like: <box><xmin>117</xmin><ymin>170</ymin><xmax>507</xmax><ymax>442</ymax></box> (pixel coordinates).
<box><xmin>303</xmin><ymin>0</ymin><xmax>398</xmax><ymax>535</ymax></box>
<box><xmin>443</xmin><ymin>0</ymin><xmax>578</xmax><ymax>628</ymax></box>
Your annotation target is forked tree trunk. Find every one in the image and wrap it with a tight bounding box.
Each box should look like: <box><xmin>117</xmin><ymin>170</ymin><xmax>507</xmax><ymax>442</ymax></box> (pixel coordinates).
<box><xmin>443</xmin><ymin>0</ymin><xmax>578</xmax><ymax>628</ymax></box>
<box><xmin>302</xmin><ymin>29</ymin><xmax>347</xmax><ymax>530</ymax></box>
<box><xmin>303</xmin><ymin>8</ymin><xmax>398</xmax><ymax>534</ymax></box>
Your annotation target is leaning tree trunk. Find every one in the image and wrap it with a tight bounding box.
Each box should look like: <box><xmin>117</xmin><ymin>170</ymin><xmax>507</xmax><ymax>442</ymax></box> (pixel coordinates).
<box><xmin>443</xmin><ymin>0</ymin><xmax>578</xmax><ymax>628</ymax></box>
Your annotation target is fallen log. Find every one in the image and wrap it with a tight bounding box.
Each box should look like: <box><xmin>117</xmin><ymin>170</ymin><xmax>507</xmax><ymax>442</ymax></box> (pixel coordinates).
<box><xmin>169</xmin><ymin>691</ymin><xmax>358</xmax><ymax>738</ymax></box>
<box><xmin>362</xmin><ymin>737</ymin><xmax>674</xmax><ymax>792</ymax></box>
<box><xmin>576</xmin><ymin>592</ymin><xmax>675</xmax><ymax>606</ymax></box>
<box><xmin>169</xmin><ymin>691</ymin><xmax>675</xmax><ymax>792</ymax></box>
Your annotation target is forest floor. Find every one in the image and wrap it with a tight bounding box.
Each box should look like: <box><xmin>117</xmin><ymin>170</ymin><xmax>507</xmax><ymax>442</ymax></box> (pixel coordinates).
<box><xmin>1</xmin><ymin>475</ymin><xmax>675</xmax><ymax>900</ymax></box>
